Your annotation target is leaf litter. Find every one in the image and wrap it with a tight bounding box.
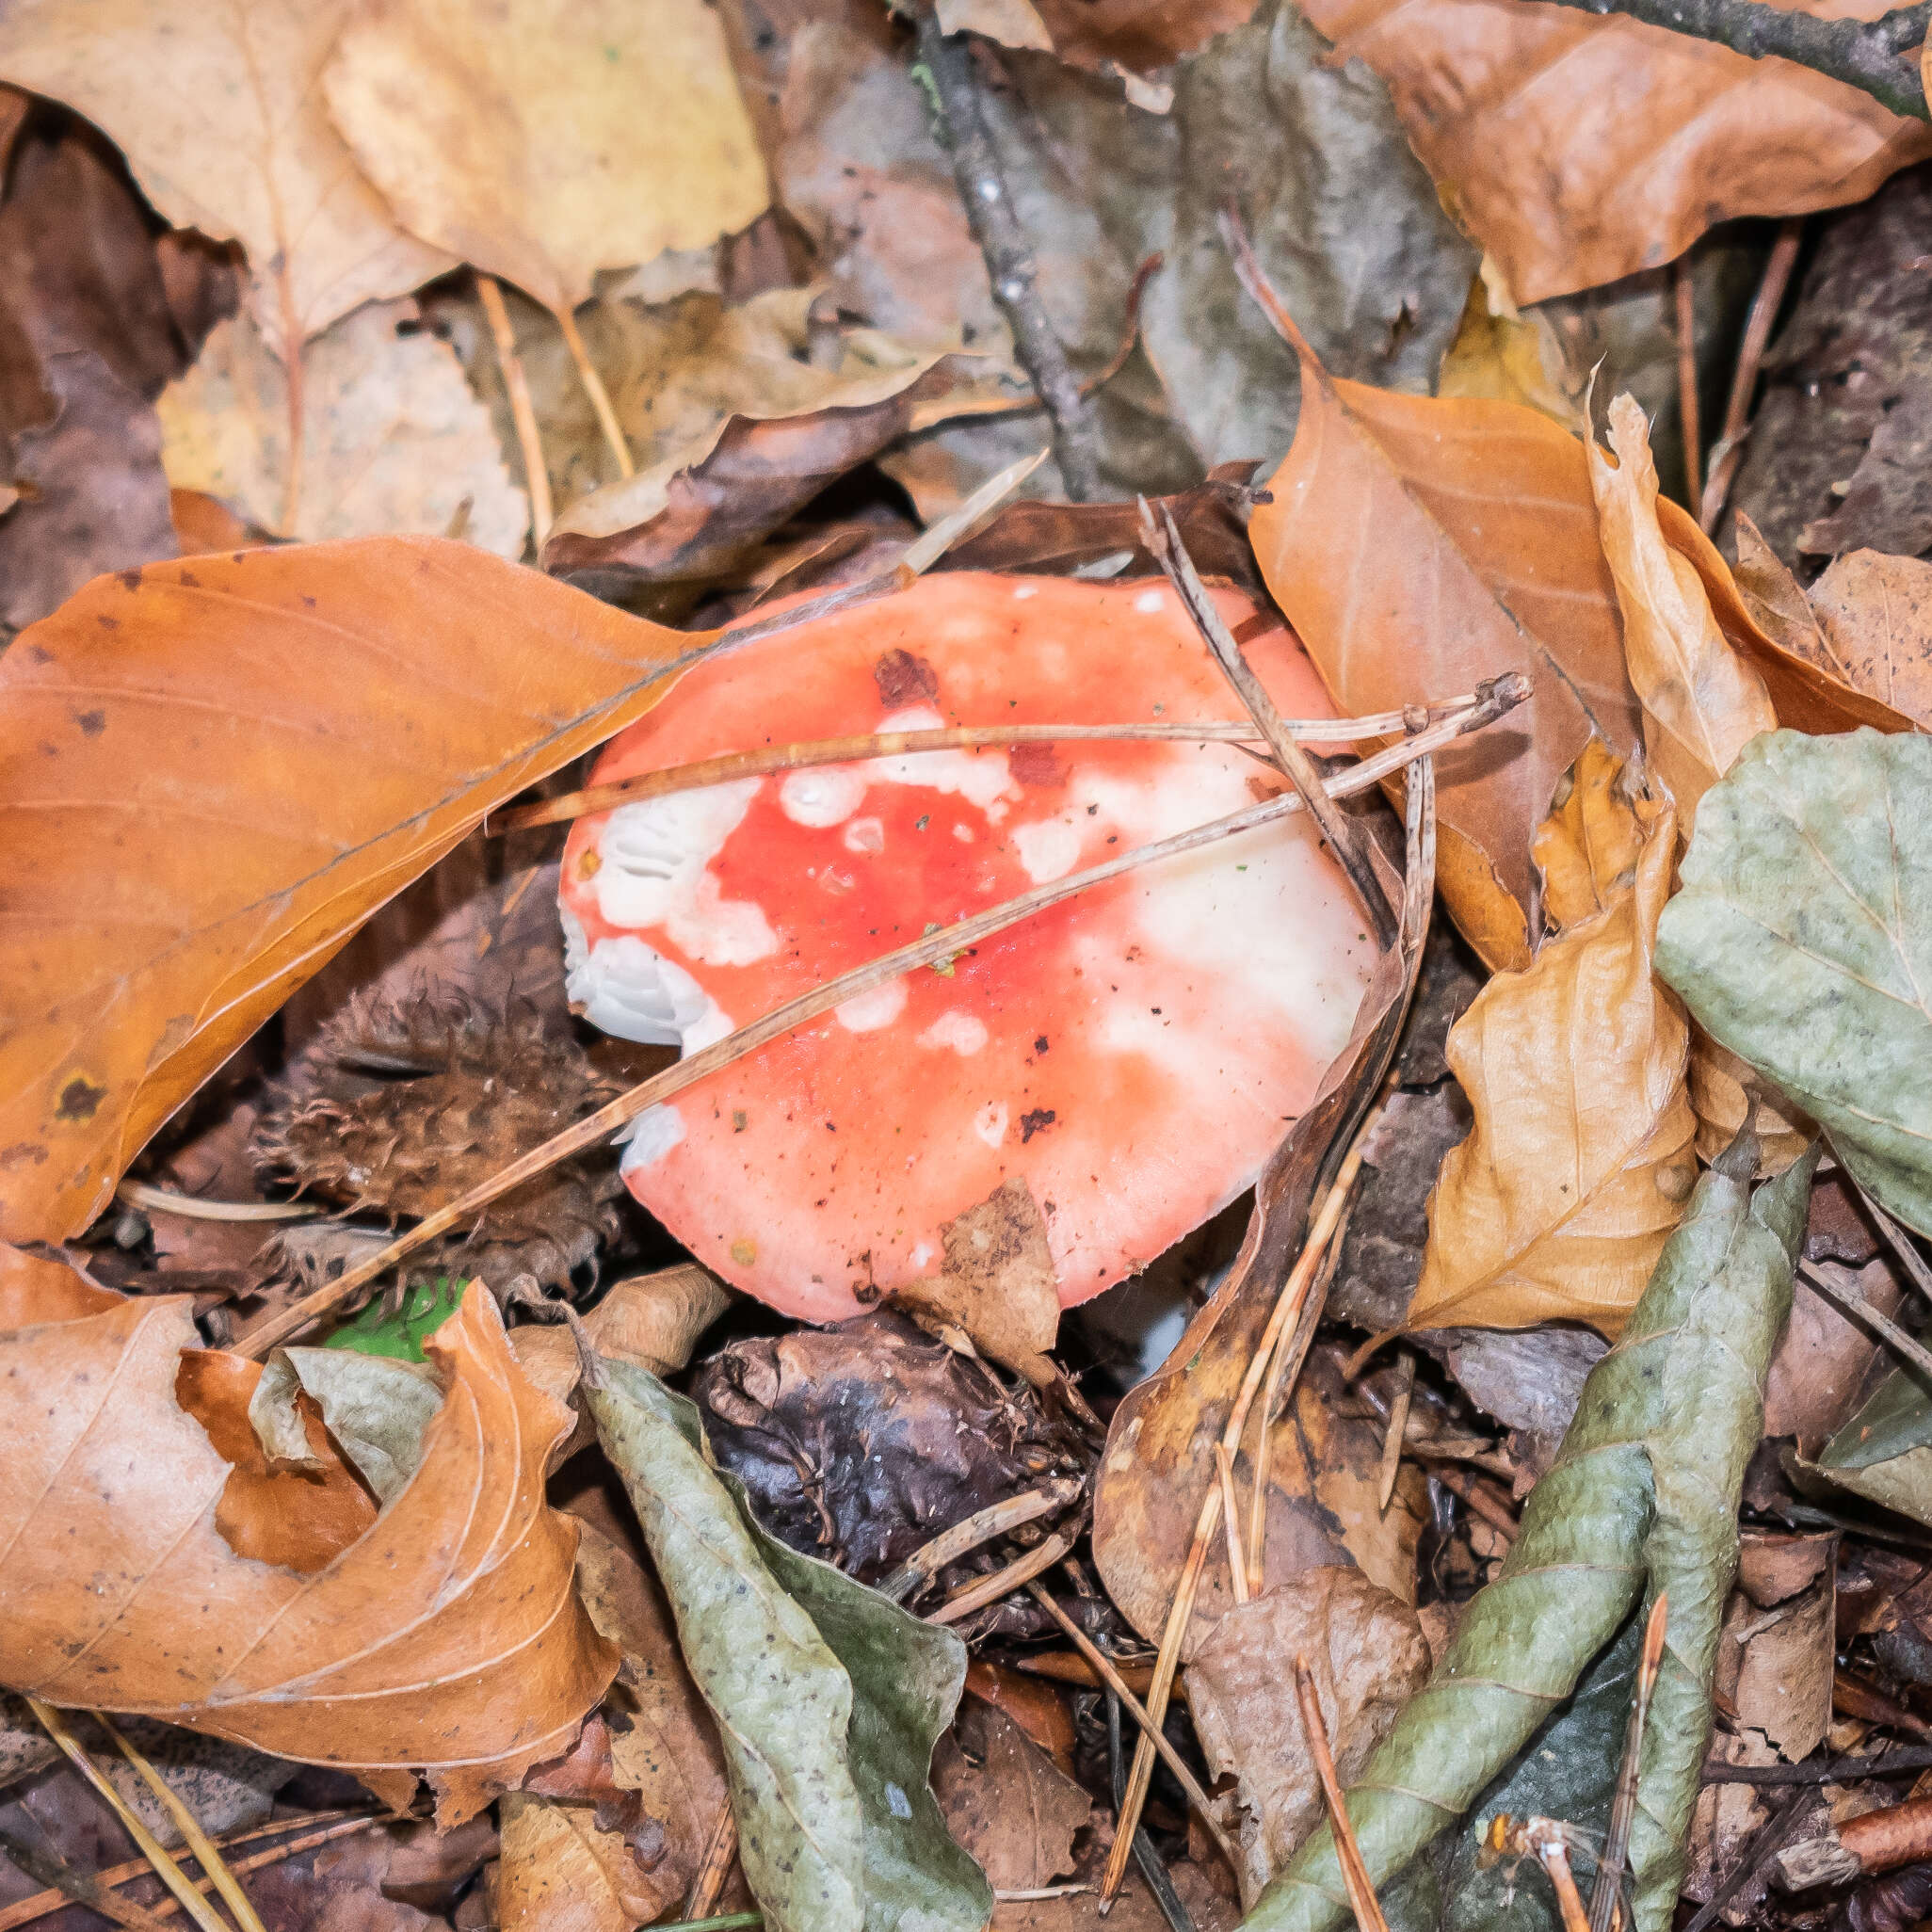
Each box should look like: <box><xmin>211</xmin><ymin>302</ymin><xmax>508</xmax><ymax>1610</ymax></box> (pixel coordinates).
<box><xmin>15</xmin><ymin>13</ymin><xmax>1932</xmax><ymax>1932</ymax></box>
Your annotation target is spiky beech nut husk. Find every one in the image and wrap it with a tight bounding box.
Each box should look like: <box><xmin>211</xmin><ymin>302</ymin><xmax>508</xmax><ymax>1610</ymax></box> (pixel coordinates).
<box><xmin>559</xmin><ymin>571</ymin><xmax>1376</xmax><ymax>1324</ymax></box>
<box><xmin>689</xmin><ymin>1311</ymin><xmax>1091</xmax><ymax>1584</ymax></box>
<box><xmin>254</xmin><ymin>997</ymin><xmax>627</xmax><ymax>1296</ymax></box>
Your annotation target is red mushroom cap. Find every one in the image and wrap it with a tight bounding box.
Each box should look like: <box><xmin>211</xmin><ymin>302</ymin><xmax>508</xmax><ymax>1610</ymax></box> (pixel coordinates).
<box><xmin>558</xmin><ymin>571</ymin><xmax>1375</xmax><ymax>1322</ymax></box>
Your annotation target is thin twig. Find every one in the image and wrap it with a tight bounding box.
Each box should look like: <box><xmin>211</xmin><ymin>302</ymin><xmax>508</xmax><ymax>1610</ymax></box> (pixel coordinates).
<box><xmin>239</xmin><ymin>694</ymin><xmax>1517</xmax><ymax>1357</ymax></box>
<box><xmin>1521</xmin><ymin>1820</ymin><xmax>1591</xmax><ymax>1932</ymax></box>
<box><xmin>487</xmin><ymin>700</ymin><xmax>1476</xmax><ymax>835</ymax></box>
<box><xmin>913</xmin><ymin>4</ymin><xmax>1100</xmax><ymax>498</ymax></box>
<box><xmin>1681</xmin><ymin>1785</ymin><xmax>1820</xmax><ymax>1932</ymax></box>
<box><xmin>0</xmin><ymin>1831</ymin><xmax>175</xmax><ymax>1932</ymax></box>
<box><xmin>555</xmin><ymin>304</ymin><xmax>634</xmax><ymax>478</ymax></box>
<box><xmin>656</xmin><ymin>1916</ymin><xmax>760</xmax><ymax>1932</ymax></box>
<box><xmin>1799</xmin><ymin>1259</ymin><xmax>1932</xmax><ymax>1385</ymax></box>
<box><xmin>1860</xmin><ymin>1193</ymin><xmax>1932</xmax><ymax>1306</ymax></box>
<box><xmin>1377</xmin><ymin>1351</ymin><xmax>1414</xmax><ymax>1515</ymax></box>
<box><xmin>1295</xmin><ymin>1655</ymin><xmax>1393</xmax><ymax>1932</ymax></box>
<box><xmin>1674</xmin><ymin>258</ymin><xmax>1703</xmax><ymax>514</ymax></box>
<box><xmin>927</xmin><ymin>1528</ymin><xmax>1075</xmax><ymax>1623</ymax></box>
<box><xmin>116</xmin><ymin>1181</ymin><xmax>316</xmax><ymax>1223</ymax></box>
<box><xmin>1700</xmin><ymin>219</ymin><xmax>1801</xmax><ymax>532</ymax></box>
<box><xmin>1214</xmin><ymin>1443</ymin><xmax>1250</xmax><ymax>1606</ymax></box>
<box><xmin>1589</xmin><ymin>1592</ymin><xmax>1669</xmax><ymax>1932</ymax></box>
<box><xmin>877</xmin><ymin>1478</ymin><xmax>1085</xmax><ymax>1603</ymax></box>
<box><xmin>1105</xmin><ymin>1692</ymin><xmax>1197</xmax><ymax>1932</ymax></box>
<box><xmin>1530</xmin><ymin>0</ymin><xmax>1929</xmax><ymax>117</ymax></box>
<box><xmin>26</xmin><ymin>1703</ymin><xmax>234</xmax><ymax>1932</ymax></box>
<box><xmin>683</xmin><ymin>1809</ymin><xmax>738</xmax><ymax>1923</ymax></box>
<box><xmin>96</xmin><ymin>1718</ymin><xmax>267</xmax><ymax>1932</ymax></box>
<box><xmin>1431</xmin><ymin>1464</ymin><xmax>1520</xmax><ymax>1542</ymax></box>
<box><xmin>1026</xmin><ymin>1583</ymin><xmax>1241</xmax><ymax>1871</ymax></box>
<box><xmin>1700</xmin><ymin>1746</ymin><xmax>1932</xmax><ymax>1785</ymax></box>
<box><xmin>1141</xmin><ymin>497</ymin><xmax>1399</xmax><ymax>949</ymax></box>
<box><xmin>476</xmin><ymin>273</ymin><xmax>554</xmax><ymax>543</ymax></box>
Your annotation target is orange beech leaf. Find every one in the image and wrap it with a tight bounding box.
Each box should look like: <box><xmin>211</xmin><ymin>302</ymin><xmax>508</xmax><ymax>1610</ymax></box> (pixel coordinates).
<box><xmin>0</xmin><ymin>538</ymin><xmax>713</xmax><ymax>1244</ymax></box>
<box><xmin>1295</xmin><ymin>0</ymin><xmax>1932</xmax><ymax>304</ymax></box>
<box><xmin>1248</xmin><ymin>340</ymin><xmax>1639</xmax><ymax>971</ymax></box>
<box><xmin>0</xmin><ymin>1283</ymin><xmax>618</xmax><ymax>1822</ymax></box>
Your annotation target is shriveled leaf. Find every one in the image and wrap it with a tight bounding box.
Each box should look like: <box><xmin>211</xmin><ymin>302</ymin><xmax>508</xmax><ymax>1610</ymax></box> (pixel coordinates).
<box><xmin>1808</xmin><ymin>548</ymin><xmax>1932</xmax><ymax>725</ymax></box>
<box><xmin>1187</xmin><ymin>1569</ymin><xmax>1429</xmax><ymax>1906</ymax></box>
<box><xmin>582</xmin><ymin>1355</ymin><xmax>991</xmax><ymax>1932</ymax></box>
<box><xmin>248</xmin><ymin>1347</ymin><xmax>443</xmax><ymax>1505</ymax></box>
<box><xmin>1532</xmin><ymin>736</ymin><xmax>1664</xmax><ymax>935</ymax></box>
<box><xmin>159</xmin><ymin>300</ymin><xmax>527</xmax><ymax>550</ymax></box>
<box><xmin>1292</xmin><ymin>0</ymin><xmax>1932</xmax><ymax>304</ymax></box>
<box><xmin>498</xmin><ymin>1791</ymin><xmax>663</xmax><ymax>1932</ymax></box>
<box><xmin>1657</xmin><ymin>730</ymin><xmax>1932</xmax><ymax>1238</ymax></box>
<box><xmin>0</xmin><ymin>0</ymin><xmax>453</xmax><ymax>340</ymax></box>
<box><xmin>512</xmin><ymin>1266</ymin><xmax>733</xmax><ymax>1419</ymax></box>
<box><xmin>0</xmin><ymin>1285</ymin><xmax>618</xmax><ymax>1817</ymax></box>
<box><xmin>931</xmin><ymin>1696</ymin><xmax>1089</xmax><ymax>1892</ymax></box>
<box><xmin>0</xmin><ymin>537</ymin><xmax>704</xmax><ymax>1244</ymax></box>
<box><xmin>324</xmin><ymin>0</ymin><xmax>766</xmax><ymax>318</ymax></box>
<box><xmin>1588</xmin><ymin>394</ymin><xmax>1778</xmax><ymax>831</ymax></box>
<box><xmin>1249</xmin><ymin>347</ymin><xmax>1637</xmax><ymax>970</ymax></box>
<box><xmin>1408</xmin><ymin>800</ymin><xmax>1697</xmax><ymax>1336</ymax></box>
<box><xmin>1254</xmin><ymin>1143</ymin><xmax>1816</xmax><ymax>1932</ymax></box>
<box><xmin>894</xmin><ymin>1179</ymin><xmax>1060</xmax><ymax>1382</ymax></box>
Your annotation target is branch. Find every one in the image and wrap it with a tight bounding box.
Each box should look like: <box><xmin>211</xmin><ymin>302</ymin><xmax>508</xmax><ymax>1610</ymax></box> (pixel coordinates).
<box><xmin>913</xmin><ymin>6</ymin><xmax>1104</xmax><ymax>497</ymax></box>
<box><xmin>1538</xmin><ymin>0</ymin><xmax>1930</xmax><ymax>120</ymax></box>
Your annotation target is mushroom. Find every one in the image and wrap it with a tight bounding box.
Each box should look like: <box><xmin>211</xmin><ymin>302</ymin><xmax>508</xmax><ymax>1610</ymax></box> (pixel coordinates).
<box><xmin>558</xmin><ymin>571</ymin><xmax>1376</xmax><ymax>1322</ymax></box>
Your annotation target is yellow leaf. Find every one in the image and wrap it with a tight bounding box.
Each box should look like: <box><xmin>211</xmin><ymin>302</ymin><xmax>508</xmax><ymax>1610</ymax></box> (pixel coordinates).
<box><xmin>1588</xmin><ymin>393</ymin><xmax>1777</xmax><ymax>831</ymax></box>
<box><xmin>1409</xmin><ymin>800</ymin><xmax>1697</xmax><ymax>1337</ymax></box>
<box><xmin>1531</xmin><ymin>736</ymin><xmax>1665</xmax><ymax>936</ymax></box>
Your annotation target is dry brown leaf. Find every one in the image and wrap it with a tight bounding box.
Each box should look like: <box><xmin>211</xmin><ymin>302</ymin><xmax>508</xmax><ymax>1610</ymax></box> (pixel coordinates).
<box><xmin>1249</xmin><ymin>343</ymin><xmax>1637</xmax><ymax>971</ymax></box>
<box><xmin>0</xmin><ymin>1285</ymin><xmax>618</xmax><ymax>1817</ymax></box>
<box><xmin>1532</xmin><ymin>736</ymin><xmax>1666</xmax><ymax>935</ymax></box>
<box><xmin>0</xmin><ymin>1243</ymin><xmax>120</xmax><ymax>1328</ymax></box>
<box><xmin>1589</xmin><ymin>393</ymin><xmax>1779</xmax><ymax>832</ymax></box>
<box><xmin>1731</xmin><ymin>512</ymin><xmax>1841</xmax><ymax>677</ymax></box>
<box><xmin>895</xmin><ymin>1179</ymin><xmax>1060</xmax><ymax>1385</ymax></box>
<box><xmin>1408</xmin><ymin>800</ymin><xmax>1697</xmax><ymax>1336</ymax></box>
<box><xmin>0</xmin><ymin>0</ymin><xmax>453</xmax><ymax>341</ymax></box>
<box><xmin>0</xmin><ymin>537</ymin><xmax>700</xmax><ymax>1245</ymax></box>
<box><xmin>159</xmin><ymin>300</ymin><xmax>527</xmax><ymax>550</ymax></box>
<box><xmin>932</xmin><ymin>1693</ymin><xmax>1091</xmax><ymax>1892</ymax></box>
<box><xmin>1808</xmin><ymin>548</ymin><xmax>1932</xmax><ymax>726</ymax></box>
<box><xmin>1764</xmin><ymin>1259</ymin><xmax>1905</xmax><ymax>1445</ymax></box>
<box><xmin>1187</xmin><ymin>1569</ymin><xmax>1430</xmax><ymax>1907</ymax></box>
<box><xmin>1028</xmin><ymin>0</ymin><xmax>1260</xmax><ymax>76</ymax></box>
<box><xmin>322</xmin><ymin>0</ymin><xmax>765</xmax><ymax>320</ymax></box>
<box><xmin>935</xmin><ymin>0</ymin><xmax>1055</xmax><ymax>53</ymax></box>
<box><xmin>498</xmin><ymin>1792</ymin><xmax>663</xmax><ymax>1932</ymax></box>
<box><xmin>1294</xmin><ymin>0</ymin><xmax>1932</xmax><ymax>305</ymax></box>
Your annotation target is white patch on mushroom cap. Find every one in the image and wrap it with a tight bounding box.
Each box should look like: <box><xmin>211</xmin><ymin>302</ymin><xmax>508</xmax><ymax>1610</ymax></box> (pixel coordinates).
<box><xmin>835</xmin><ymin>976</ymin><xmax>909</xmax><ymax>1033</ymax></box>
<box><xmin>843</xmin><ymin>816</ymin><xmax>885</xmax><ymax>854</ymax></box>
<box><xmin>620</xmin><ymin>1103</ymin><xmax>686</xmax><ymax>1173</ymax></box>
<box><xmin>781</xmin><ymin>766</ymin><xmax>867</xmax><ymax>828</ymax></box>
<box><xmin>1134</xmin><ymin>588</ymin><xmax>1166</xmax><ymax>613</ymax></box>
<box><xmin>1011</xmin><ymin>584</ymin><xmax>1038</xmax><ymax>600</ymax></box>
<box><xmin>1012</xmin><ymin>817</ymin><xmax>1082</xmax><ymax>884</ymax></box>
<box><xmin>868</xmin><ymin>705</ymin><xmax>1019</xmax><ymax>818</ymax></box>
<box><xmin>593</xmin><ymin>779</ymin><xmax>777</xmax><ymax>965</ymax></box>
<box><xmin>563</xmin><ymin>911</ymin><xmax>735</xmax><ymax>1053</ymax></box>
<box><xmin>973</xmin><ymin>1101</ymin><xmax>1008</xmax><ymax>1148</ymax></box>
<box><xmin>919</xmin><ymin>1011</ymin><xmax>988</xmax><ymax>1055</ymax></box>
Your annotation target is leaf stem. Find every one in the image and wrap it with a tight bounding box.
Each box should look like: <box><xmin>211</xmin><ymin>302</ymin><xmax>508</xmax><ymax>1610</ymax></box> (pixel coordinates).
<box><xmin>477</xmin><ymin>274</ymin><xmax>554</xmax><ymax>543</ymax></box>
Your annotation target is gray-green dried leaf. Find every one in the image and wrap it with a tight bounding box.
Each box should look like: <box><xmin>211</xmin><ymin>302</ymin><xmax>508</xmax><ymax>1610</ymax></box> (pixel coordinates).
<box><xmin>1807</xmin><ymin>1357</ymin><xmax>1932</xmax><ymax>1528</ymax></box>
<box><xmin>581</xmin><ymin>1355</ymin><xmax>990</xmax><ymax>1932</ymax></box>
<box><xmin>1656</xmin><ymin>729</ymin><xmax>1932</xmax><ymax>1238</ymax></box>
<box><xmin>1250</xmin><ymin>1140</ymin><xmax>1815</xmax><ymax>1932</ymax></box>
<box><xmin>249</xmin><ymin>1347</ymin><xmax>443</xmax><ymax>1505</ymax></box>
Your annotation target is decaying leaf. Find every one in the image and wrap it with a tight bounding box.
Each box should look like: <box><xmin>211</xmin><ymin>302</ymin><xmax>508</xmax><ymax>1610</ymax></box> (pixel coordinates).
<box><xmin>1657</xmin><ymin>730</ymin><xmax>1932</xmax><ymax>1240</ymax></box>
<box><xmin>1731</xmin><ymin>513</ymin><xmax>1840</xmax><ymax>676</ymax></box>
<box><xmin>894</xmin><ymin>1179</ymin><xmax>1060</xmax><ymax>1385</ymax></box>
<box><xmin>691</xmin><ymin>1312</ymin><xmax>1089</xmax><ymax>1585</ymax></box>
<box><xmin>581</xmin><ymin>1353</ymin><xmax>991</xmax><ymax>1932</ymax></box>
<box><xmin>1249</xmin><ymin>343</ymin><xmax>1637</xmax><ymax>970</ymax></box>
<box><xmin>1291</xmin><ymin>0</ymin><xmax>1932</xmax><ymax>304</ymax></box>
<box><xmin>1254</xmin><ymin>1141</ymin><xmax>1816</xmax><ymax>1932</ymax></box>
<box><xmin>0</xmin><ymin>1285</ymin><xmax>618</xmax><ymax>1818</ymax></box>
<box><xmin>159</xmin><ymin>300</ymin><xmax>528</xmax><ymax>550</ymax></box>
<box><xmin>1588</xmin><ymin>394</ymin><xmax>1778</xmax><ymax>833</ymax></box>
<box><xmin>1807</xmin><ymin>1339</ymin><xmax>1932</xmax><ymax>1527</ymax></box>
<box><xmin>1807</xmin><ymin>548</ymin><xmax>1932</xmax><ymax>726</ymax></box>
<box><xmin>1763</xmin><ymin>1258</ymin><xmax>1905</xmax><ymax>1445</ymax></box>
<box><xmin>0</xmin><ymin>537</ymin><xmax>704</xmax><ymax>1244</ymax></box>
<box><xmin>931</xmin><ymin>1693</ymin><xmax>1090</xmax><ymax>1893</ymax></box>
<box><xmin>1408</xmin><ymin>796</ymin><xmax>1697</xmax><ymax>1337</ymax></box>
<box><xmin>1532</xmin><ymin>736</ymin><xmax>1663</xmax><ymax>935</ymax></box>
<box><xmin>323</xmin><ymin>0</ymin><xmax>765</xmax><ymax>324</ymax></box>
<box><xmin>1187</xmin><ymin>1568</ymin><xmax>1430</xmax><ymax>1906</ymax></box>
<box><xmin>498</xmin><ymin>1790</ymin><xmax>668</xmax><ymax>1932</ymax></box>
<box><xmin>0</xmin><ymin>0</ymin><xmax>454</xmax><ymax>341</ymax></box>
<box><xmin>248</xmin><ymin>1345</ymin><xmax>443</xmax><ymax>1505</ymax></box>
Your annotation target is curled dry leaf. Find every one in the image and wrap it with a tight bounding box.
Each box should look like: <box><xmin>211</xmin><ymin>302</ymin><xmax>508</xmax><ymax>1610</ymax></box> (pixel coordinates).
<box><xmin>1532</xmin><ymin>736</ymin><xmax>1659</xmax><ymax>935</ymax></box>
<box><xmin>1293</xmin><ymin>0</ymin><xmax>1932</xmax><ymax>305</ymax></box>
<box><xmin>1589</xmin><ymin>394</ymin><xmax>1779</xmax><ymax>834</ymax></box>
<box><xmin>931</xmin><ymin>1693</ymin><xmax>1090</xmax><ymax>1892</ymax></box>
<box><xmin>158</xmin><ymin>300</ymin><xmax>528</xmax><ymax>552</ymax></box>
<box><xmin>1248</xmin><ymin>338</ymin><xmax>1637</xmax><ymax>971</ymax></box>
<box><xmin>1187</xmin><ymin>1569</ymin><xmax>1430</xmax><ymax>1907</ymax></box>
<box><xmin>324</xmin><ymin>0</ymin><xmax>766</xmax><ymax>321</ymax></box>
<box><xmin>0</xmin><ymin>537</ymin><xmax>701</xmax><ymax>1245</ymax></box>
<box><xmin>1730</xmin><ymin>513</ymin><xmax>1840</xmax><ymax>676</ymax></box>
<box><xmin>0</xmin><ymin>0</ymin><xmax>453</xmax><ymax>342</ymax></box>
<box><xmin>0</xmin><ymin>1285</ymin><xmax>618</xmax><ymax>1819</ymax></box>
<box><xmin>1658</xmin><ymin>731</ymin><xmax>1932</xmax><ymax>1240</ymax></box>
<box><xmin>1408</xmin><ymin>792</ymin><xmax>1697</xmax><ymax>1337</ymax></box>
